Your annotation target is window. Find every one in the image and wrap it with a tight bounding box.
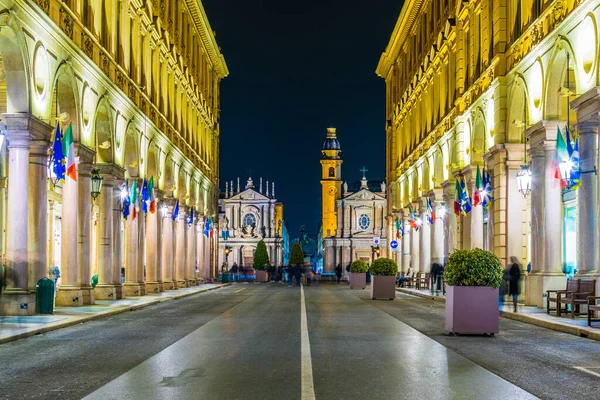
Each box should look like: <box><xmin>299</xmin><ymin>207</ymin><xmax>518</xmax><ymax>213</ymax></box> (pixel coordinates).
<box><xmin>329</xmin><ymin>167</ymin><xmax>335</xmax><ymax>177</ymax></box>
<box><xmin>243</xmin><ymin>213</ymin><xmax>256</xmax><ymax>228</ymax></box>
<box><xmin>358</xmin><ymin>214</ymin><xmax>370</xmax><ymax>230</ymax></box>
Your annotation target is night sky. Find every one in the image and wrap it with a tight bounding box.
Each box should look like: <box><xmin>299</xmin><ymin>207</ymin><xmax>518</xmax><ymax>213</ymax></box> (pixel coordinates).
<box><xmin>203</xmin><ymin>0</ymin><xmax>404</xmax><ymax>237</ymax></box>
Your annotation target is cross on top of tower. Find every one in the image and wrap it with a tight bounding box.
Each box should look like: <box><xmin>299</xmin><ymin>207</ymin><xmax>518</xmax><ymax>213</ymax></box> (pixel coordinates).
<box><xmin>360</xmin><ymin>166</ymin><xmax>368</xmax><ymax>179</ymax></box>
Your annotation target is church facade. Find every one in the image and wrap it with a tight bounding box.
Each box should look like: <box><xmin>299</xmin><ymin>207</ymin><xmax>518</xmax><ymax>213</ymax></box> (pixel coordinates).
<box><xmin>320</xmin><ymin>128</ymin><xmax>388</xmax><ymax>272</ymax></box>
<box><xmin>218</xmin><ymin>177</ymin><xmax>286</xmax><ymax>268</ymax></box>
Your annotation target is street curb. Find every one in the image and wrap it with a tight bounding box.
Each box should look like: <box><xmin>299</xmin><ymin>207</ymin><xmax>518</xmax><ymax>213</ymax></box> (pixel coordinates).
<box><xmin>396</xmin><ymin>287</ymin><xmax>600</xmax><ymax>341</ymax></box>
<box><xmin>0</xmin><ymin>284</ymin><xmax>230</xmax><ymax>345</ymax></box>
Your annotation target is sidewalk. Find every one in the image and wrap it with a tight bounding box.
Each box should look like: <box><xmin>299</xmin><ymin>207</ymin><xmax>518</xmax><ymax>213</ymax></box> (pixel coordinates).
<box><xmin>397</xmin><ymin>286</ymin><xmax>600</xmax><ymax>341</ymax></box>
<box><xmin>0</xmin><ymin>283</ymin><xmax>229</xmax><ymax>345</ymax></box>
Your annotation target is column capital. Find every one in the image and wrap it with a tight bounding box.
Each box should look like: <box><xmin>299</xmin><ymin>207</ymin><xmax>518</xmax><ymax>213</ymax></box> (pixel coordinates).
<box><xmin>427</xmin><ymin>188</ymin><xmax>444</xmax><ymax>202</ymax></box>
<box><xmin>75</xmin><ymin>143</ymin><xmax>95</xmax><ymax>164</ymax></box>
<box><xmin>3</xmin><ymin>113</ymin><xmax>52</xmax><ymax>145</ymax></box>
<box><xmin>576</xmin><ymin>120</ymin><xmax>599</xmax><ymax>136</ymax></box>
<box><xmin>526</xmin><ymin>120</ymin><xmax>565</xmax><ymax>152</ymax></box>
<box><xmin>572</xmin><ymin>86</ymin><xmax>600</xmax><ymax>123</ymax></box>
<box><xmin>96</xmin><ymin>163</ymin><xmax>126</xmax><ymax>180</ymax></box>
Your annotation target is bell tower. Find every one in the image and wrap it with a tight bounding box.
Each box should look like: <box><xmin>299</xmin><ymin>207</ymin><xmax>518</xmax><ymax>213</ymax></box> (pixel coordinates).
<box><xmin>320</xmin><ymin>127</ymin><xmax>342</xmax><ymax>237</ymax></box>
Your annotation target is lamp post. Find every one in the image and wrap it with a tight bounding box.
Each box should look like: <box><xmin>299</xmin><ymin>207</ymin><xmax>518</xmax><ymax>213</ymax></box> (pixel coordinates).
<box><xmin>90</xmin><ymin>168</ymin><xmax>103</xmax><ymax>201</ymax></box>
<box><xmin>516</xmin><ymin>97</ymin><xmax>532</xmax><ymax>197</ymax></box>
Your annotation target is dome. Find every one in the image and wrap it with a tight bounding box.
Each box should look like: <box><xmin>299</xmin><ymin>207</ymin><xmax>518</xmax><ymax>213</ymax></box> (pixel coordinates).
<box><xmin>322</xmin><ymin>138</ymin><xmax>341</xmax><ymax>150</ymax></box>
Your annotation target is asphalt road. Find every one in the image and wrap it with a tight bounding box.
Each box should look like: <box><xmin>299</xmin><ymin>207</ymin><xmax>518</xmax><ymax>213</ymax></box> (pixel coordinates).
<box><xmin>1</xmin><ymin>283</ymin><xmax>598</xmax><ymax>399</ymax></box>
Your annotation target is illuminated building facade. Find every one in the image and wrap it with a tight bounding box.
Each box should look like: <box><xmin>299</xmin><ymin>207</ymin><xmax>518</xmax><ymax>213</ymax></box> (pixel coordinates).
<box><xmin>378</xmin><ymin>0</ymin><xmax>600</xmax><ymax>305</ymax></box>
<box><xmin>0</xmin><ymin>0</ymin><xmax>227</xmax><ymax>315</ymax></box>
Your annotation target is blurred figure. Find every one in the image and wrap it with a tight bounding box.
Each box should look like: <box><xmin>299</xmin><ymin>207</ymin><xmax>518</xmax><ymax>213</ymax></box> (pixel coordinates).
<box><xmin>335</xmin><ymin>264</ymin><xmax>343</xmax><ymax>284</ymax></box>
<box><xmin>430</xmin><ymin>263</ymin><xmax>443</xmax><ymax>295</ymax></box>
<box><xmin>509</xmin><ymin>256</ymin><xmax>522</xmax><ymax>312</ymax></box>
<box><xmin>398</xmin><ymin>266</ymin><xmax>413</xmax><ymax>287</ymax></box>
<box><xmin>231</xmin><ymin>263</ymin><xmax>238</xmax><ymax>282</ymax></box>
<box><xmin>293</xmin><ymin>264</ymin><xmax>302</xmax><ymax>286</ymax></box>
<box><xmin>499</xmin><ymin>266</ymin><xmax>510</xmax><ymax>315</ymax></box>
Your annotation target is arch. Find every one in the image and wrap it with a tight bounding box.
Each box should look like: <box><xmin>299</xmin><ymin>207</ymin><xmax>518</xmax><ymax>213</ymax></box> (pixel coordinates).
<box><xmin>422</xmin><ymin>158</ymin><xmax>431</xmax><ymax>193</ymax></box>
<box><xmin>506</xmin><ymin>77</ymin><xmax>530</xmax><ymax>144</ymax></box>
<box><xmin>94</xmin><ymin>96</ymin><xmax>114</xmax><ymax>163</ymax></box>
<box><xmin>545</xmin><ymin>39</ymin><xmax>579</xmax><ymax>122</ymax></box>
<box><xmin>433</xmin><ymin>147</ymin><xmax>444</xmax><ymax>188</ymax></box>
<box><xmin>177</xmin><ymin>165</ymin><xmax>186</xmax><ymax>202</ymax></box>
<box><xmin>50</xmin><ymin>63</ymin><xmax>80</xmax><ymax>142</ymax></box>
<box><xmin>146</xmin><ymin>142</ymin><xmax>159</xmax><ymax>180</ymax></box>
<box><xmin>471</xmin><ymin>109</ymin><xmax>486</xmax><ymax>165</ymax></box>
<box><xmin>0</xmin><ymin>12</ymin><xmax>30</xmax><ymax>113</ymax></box>
<box><xmin>328</xmin><ymin>167</ymin><xmax>335</xmax><ymax>177</ymax></box>
<box><xmin>163</xmin><ymin>155</ymin><xmax>174</xmax><ymax>198</ymax></box>
<box><xmin>122</xmin><ymin>124</ymin><xmax>139</xmax><ymax>179</ymax></box>
<box><xmin>411</xmin><ymin>170</ymin><xmax>419</xmax><ymax>200</ymax></box>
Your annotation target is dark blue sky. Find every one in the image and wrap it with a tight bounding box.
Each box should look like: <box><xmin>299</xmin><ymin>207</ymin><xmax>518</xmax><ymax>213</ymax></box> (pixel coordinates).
<box><xmin>203</xmin><ymin>0</ymin><xmax>404</xmax><ymax>236</ymax></box>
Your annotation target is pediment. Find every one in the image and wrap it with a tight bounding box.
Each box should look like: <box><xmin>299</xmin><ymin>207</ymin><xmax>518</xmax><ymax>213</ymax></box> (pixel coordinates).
<box><xmin>227</xmin><ymin>188</ymin><xmax>270</xmax><ymax>201</ymax></box>
<box><xmin>343</xmin><ymin>188</ymin><xmax>386</xmax><ymax>201</ymax></box>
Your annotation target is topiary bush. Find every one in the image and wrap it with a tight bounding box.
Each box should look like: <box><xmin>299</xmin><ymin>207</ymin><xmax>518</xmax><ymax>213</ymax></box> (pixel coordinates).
<box><xmin>369</xmin><ymin>258</ymin><xmax>398</xmax><ymax>276</ymax></box>
<box><xmin>443</xmin><ymin>248</ymin><xmax>502</xmax><ymax>288</ymax></box>
<box><xmin>289</xmin><ymin>242</ymin><xmax>305</xmax><ymax>265</ymax></box>
<box><xmin>253</xmin><ymin>240</ymin><xmax>270</xmax><ymax>270</ymax></box>
<box><xmin>350</xmin><ymin>259</ymin><xmax>368</xmax><ymax>273</ymax></box>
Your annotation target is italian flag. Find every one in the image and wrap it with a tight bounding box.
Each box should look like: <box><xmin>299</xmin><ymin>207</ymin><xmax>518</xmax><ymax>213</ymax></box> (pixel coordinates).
<box><xmin>62</xmin><ymin>122</ymin><xmax>77</xmax><ymax>181</ymax></box>
<box><xmin>473</xmin><ymin>165</ymin><xmax>482</xmax><ymax>207</ymax></box>
<box><xmin>453</xmin><ymin>179</ymin><xmax>461</xmax><ymax>216</ymax></box>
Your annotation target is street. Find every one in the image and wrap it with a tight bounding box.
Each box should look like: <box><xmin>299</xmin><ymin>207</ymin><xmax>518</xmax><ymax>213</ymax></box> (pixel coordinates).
<box><xmin>1</xmin><ymin>283</ymin><xmax>598</xmax><ymax>399</ymax></box>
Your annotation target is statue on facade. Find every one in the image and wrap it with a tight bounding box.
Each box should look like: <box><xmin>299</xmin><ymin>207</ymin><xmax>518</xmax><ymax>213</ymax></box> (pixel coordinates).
<box><xmin>343</xmin><ymin>182</ymin><xmax>348</xmax><ymax>195</ymax></box>
<box><xmin>381</xmin><ymin>181</ymin><xmax>386</xmax><ymax>194</ymax></box>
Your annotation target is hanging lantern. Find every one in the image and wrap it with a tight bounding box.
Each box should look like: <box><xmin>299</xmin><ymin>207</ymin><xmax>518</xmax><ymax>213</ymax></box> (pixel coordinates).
<box><xmin>516</xmin><ymin>165</ymin><xmax>532</xmax><ymax>197</ymax></box>
<box><xmin>90</xmin><ymin>169</ymin><xmax>103</xmax><ymax>200</ymax></box>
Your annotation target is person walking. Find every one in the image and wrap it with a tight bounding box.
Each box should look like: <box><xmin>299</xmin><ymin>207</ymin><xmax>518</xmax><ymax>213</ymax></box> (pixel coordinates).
<box><xmin>294</xmin><ymin>264</ymin><xmax>302</xmax><ymax>287</ymax></box>
<box><xmin>335</xmin><ymin>264</ymin><xmax>343</xmax><ymax>284</ymax></box>
<box><xmin>345</xmin><ymin>263</ymin><xmax>351</xmax><ymax>284</ymax></box>
<box><xmin>231</xmin><ymin>263</ymin><xmax>238</xmax><ymax>282</ymax></box>
<box><xmin>509</xmin><ymin>256</ymin><xmax>522</xmax><ymax>312</ymax></box>
<box><xmin>287</xmin><ymin>265</ymin><xmax>294</xmax><ymax>287</ymax></box>
<box><xmin>239</xmin><ymin>266</ymin><xmax>246</xmax><ymax>282</ymax></box>
<box><xmin>304</xmin><ymin>265</ymin><xmax>312</xmax><ymax>287</ymax></box>
<box><xmin>281</xmin><ymin>264</ymin><xmax>288</xmax><ymax>284</ymax></box>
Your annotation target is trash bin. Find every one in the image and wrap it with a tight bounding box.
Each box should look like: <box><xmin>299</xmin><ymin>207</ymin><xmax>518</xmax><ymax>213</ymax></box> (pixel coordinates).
<box><xmin>222</xmin><ymin>272</ymin><xmax>229</xmax><ymax>283</ymax></box>
<box><xmin>35</xmin><ymin>277</ymin><xmax>55</xmax><ymax>314</ymax></box>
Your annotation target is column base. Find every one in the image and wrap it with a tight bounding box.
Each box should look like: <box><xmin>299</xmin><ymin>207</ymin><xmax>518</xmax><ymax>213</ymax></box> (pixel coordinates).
<box><xmin>123</xmin><ymin>283</ymin><xmax>141</xmax><ymax>296</ymax></box>
<box><xmin>138</xmin><ymin>283</ymin><xmax>147</xmax><ymax>296</ymax></box>
<box><xmin>114</xmin><ymin>284</ymin><xmax>124</xmax><ymax>299</ymax></box>
<box><xmin>55</xmin><ymin>287</ymin><xmax>84</xmax><ymax>307</ymax></box>
<box><xmin>163</xmin><ymin>280</ymin><xmax>176</xmax><ymax>290</ymax></box>
<box><xmin>80</xmin><ymin>286</ymin><xmax>95</xmax><ymax>305</ymax></box>
<box><xmin>94</xmin><ymin>284</ymin><xmax>117</xmax><ymax>300</ymax></box>
<box><xmin>0</xmin><ymin>291</ymin><xmax>35</xmax><ymax>315</ymax></box>
<box><xmin>177</xmin><ymin>280</ymin><xmax>188</xmax><ymax>288</ymax></box>
<box><xmin>146</xmin><ymin>282</ymin><xmax>161</xmax><ymax>294</ymax></box>
<box><xmin>187</xmin><ymin>279</ymin><xmax>197</xmax><ymax>287</ymax></box>
<box><xmin>158</xmin><ymin>282</ymin><xmax>165</xmax><ymax>292</ymax></box>
<box><xmin>525</xmin><ymin>272</ymin><xmax>567</xmax><ymax>307</ymax></box>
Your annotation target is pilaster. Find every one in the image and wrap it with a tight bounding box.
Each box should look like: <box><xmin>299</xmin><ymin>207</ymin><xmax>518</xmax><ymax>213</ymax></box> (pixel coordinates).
<box><xmin>418</xmin><ymin>197</ymin><xmax>431</xmax><ymax>273</ymax></box>
<box><xmin>77</xmin><ymin>144</ymin><xmax>95</xmax><ymax>305</ymax></box>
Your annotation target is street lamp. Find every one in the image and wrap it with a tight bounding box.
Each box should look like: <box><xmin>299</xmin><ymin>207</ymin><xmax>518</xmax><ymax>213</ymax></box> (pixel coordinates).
<box><xmin>224</xmin><ymin>245</ymin><xmax>231</xmax><ymax>266</ymax></box>
<box><xmin>516</xmin><ymin>165</ymin><xmax>532</xmax><ymax>197</ymax></box>
<box><xmin>90</xmin><ymin>168</ymin><xmax>103</xmax><ymax>201</ymax></box>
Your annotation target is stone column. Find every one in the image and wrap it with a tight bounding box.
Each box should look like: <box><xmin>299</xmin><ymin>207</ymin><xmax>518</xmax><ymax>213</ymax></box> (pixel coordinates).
<box><xmin>112</xmin><ymin>178</ymin><xmax>125</xmax><ymax>299</ymax></box>
<box><xmin>77</xmin><ymin>146</ymin><xmax>95</xmax><ymax>305</ymax></box>
<box><xmin>409</xmin><ymin>205</ymin><xmax>420</xmax><ymax>272</ymax></box>
<box><xmin>123</xmin><ymin>195</ymin><xmax>141</xmax><ymax>296</ymax></box>
<box><xmin>0</xmin><ymin>114</ymin><xmax>46</xmax><ymax>315</ymax></box>
<box><xmin>429</xmin><ymin>189</ymin><xmax>445</xmax><ymax>264</ymax></box>
<box><xmin>28</xmin><ymin>136</ymin><xmax>50</xmax><ymax>292</ymax></box>
<box><xmin>442</xmin><ymin>180</ymin><xmax>457</xmax><ymax>259</ymax></box>
<box><xmin>145</xmin><ymin>203</ymin><xmax>160</xmax><ymax>294</ymax></box>
<box><xmin>270</xmin><ymin>203</ymin><xmax>275</xmax><ymax>237</ymax></box>
<box><xmin>161</xmin><ymin>201</ymin><xmax>176</xmax><ymax>290</ymax></box>
<box><xmin>175</xmin><ymin>211</ymin><xmax>188</xmax><ymax>287</ymax></box>
<box><xmin>418</xmin><ymin>197</ymin><xmax>431</xmax><ymax>273</ymax></box>
<box><xmin>197</xmin><ymin>219</ymin><xmax>205</xmax><ymax>281</ymax></box>
<box><xmin>137</xmin><ymin>206</ymin><xmax>147</xmax><ymax>295</ymax></box>
<box><xmin>187</xmin><ymin>216</ymin><xmax>197</xmax><ymax>286</ymax></box>
<box><xmin>525</xmin><ymin>120</ymin><xmax>566</xmax><ymax>307</ymax></box>
<box><xmin>56</xmin><ymin>145</ymin><xmax>83</xmax><ymax>306</ymax></box>
<box><xmin>95</xmin><ymin>173</ymin><xmax>116</xmax><ymax>300</ymax></box>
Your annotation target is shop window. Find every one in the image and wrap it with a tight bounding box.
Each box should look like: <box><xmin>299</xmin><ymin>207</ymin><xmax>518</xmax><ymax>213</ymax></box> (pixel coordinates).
<box><xmin>563</xmin><ymin>202</ymin><xmax>577</xmax><ymax>277</ymax></box>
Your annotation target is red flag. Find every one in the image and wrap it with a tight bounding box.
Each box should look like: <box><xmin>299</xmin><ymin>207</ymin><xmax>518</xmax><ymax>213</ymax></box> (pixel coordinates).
<box><xmin>132</xmin><ymin>206</ymin><xmax>138</xmax><ymax>221</ymax></box>
<box><xmin>454</xmin><ymin>180</ymin><xmax>461</xmax><ymax>216</ymax></box>
<box><xmin>149</xmin><ymin>199</ymin><xmax>157</xmax><ymax>214</ymax></box>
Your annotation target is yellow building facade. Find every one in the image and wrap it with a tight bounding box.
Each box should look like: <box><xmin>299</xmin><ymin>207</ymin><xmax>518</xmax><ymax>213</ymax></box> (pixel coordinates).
<box><xmin>320</xmin><ymin>127</ymin><xmax>343</xmax><ymax>238</ymax></box>
<box><xmin>378</xmin><ymin>0</ymin><xmax>600</xmax><ymax>305</ymax></box>
<box><xmin>0</xmin><ymin>0</ymin><xmax>227</xmax><ymax>315</ymax></box>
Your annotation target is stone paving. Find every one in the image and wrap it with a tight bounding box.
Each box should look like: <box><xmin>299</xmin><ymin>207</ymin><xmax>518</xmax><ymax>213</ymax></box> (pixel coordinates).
<box><xmin>396</xmin><ymin>286</ymin><xmax>600</xmax><ymax>340</ymax></box>
<box><xmin>0</xmin><ymin>283</ymin><xmax>228</xmax><ymax>344</ymax></box>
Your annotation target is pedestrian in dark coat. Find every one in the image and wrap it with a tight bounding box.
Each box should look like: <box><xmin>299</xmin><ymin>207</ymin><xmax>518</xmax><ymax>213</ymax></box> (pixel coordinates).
<box><xmin>509</xmin><ymin>256</ymin><xmax>522</xmax><ymax>312</ymax></box>
<box><xmin>293</xmin><ymin>264</ymin><xmax>302</xmax><ymax>286</ymax></box>
<box><xmin>335</xmin><ymin>264</ymin><xmax>343</xmax><ymax>284</ymax></box>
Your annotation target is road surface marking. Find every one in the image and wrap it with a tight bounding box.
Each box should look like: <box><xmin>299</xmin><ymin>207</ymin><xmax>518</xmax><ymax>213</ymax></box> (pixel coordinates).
<box><xmin>234</xmin><ymin>288</ymin><xmax>246</xmax><ymax>294</ymax></box>
<box><xmin>574</xmin><ymin>366</ymin><xmax>600</xmax><ymax>378</ymax></box>
<box><xmin>300</xmin><ymin>284</ymin><xmax>316</xmax><ymax>400</ymax></box>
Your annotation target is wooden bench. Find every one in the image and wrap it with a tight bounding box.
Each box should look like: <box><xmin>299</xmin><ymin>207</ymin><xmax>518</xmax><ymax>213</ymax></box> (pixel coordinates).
<box><xmin>558</xmin><ymin>279</ymin><xmax>596</xmax><ymax>318</ymax></box>
<box><xmin>417</xmin><ymin>273</ymin><xmax>431</xmax><ymax>290</ymax></box>
<box><xmin>546</xmin><ymin>279</ymin><xmax>579</xmax><ymax>315</ymax></box>
<box><xmin>587</xmin><ymin>296</ymin><xmax>600</xmax><ymax>327</ymax></box>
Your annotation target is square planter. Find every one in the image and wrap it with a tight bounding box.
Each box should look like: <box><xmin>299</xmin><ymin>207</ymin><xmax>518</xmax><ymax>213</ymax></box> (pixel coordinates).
<box><xmin>445</xmin><ymin>286</ymin><xmax>499</xmax><ymax>335</ymax></box>
<box><xmin>349</xmin><ymin>273</ymin><xmax>366</xmax><ymax>289</ymax></box>
<box><xmin>255</xmin><ymin>270</ymin><xmax>268</xmax><ymax>282</ymax></box>
<box><xmin>370</xmin><ymin>276</ymin><xmax>396</xmax><ymax>300</ymax></box>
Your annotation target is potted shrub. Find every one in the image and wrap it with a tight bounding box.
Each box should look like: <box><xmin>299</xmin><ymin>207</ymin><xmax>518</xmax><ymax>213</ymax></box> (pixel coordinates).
<box><xmin>369</xmin><ymin>258</ymin><xmax>398</xmax><ymax>300</ymax></box>
<box><xmin>444</xmin><ymin>248</ymin><xmax>503</xmax><ymax>335</ymax></box>
<box><xmin>349</xmin><ymin>260</ymin><xmax>368</xmax><ymax>289</ymax></box>
<box><xmin>253</xmin><ymin>240</ymin><xmax>270</xmax><ymax>282</ymax></box>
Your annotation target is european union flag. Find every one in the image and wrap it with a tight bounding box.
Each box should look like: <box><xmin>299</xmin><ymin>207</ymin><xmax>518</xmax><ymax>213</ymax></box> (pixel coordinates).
<box><xmin>52</xmin><ymin>123</ymin><xmax>66</xmax><ymax>182</ymax></box>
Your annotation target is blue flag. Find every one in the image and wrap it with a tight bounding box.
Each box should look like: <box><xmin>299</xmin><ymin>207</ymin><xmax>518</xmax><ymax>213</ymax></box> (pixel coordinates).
<box><xmin>187</xmin><ymin>207</ymin><xmax>194</xmax><ymax>226</ymax></box>
<box><xmin>203</xmin><ymin>216</ymin><xmax>211</xmax><ymax>237</ymax></box>
<box><xmin>52</xmin><ymin>123</ymin><xmax>66</xmax><ymax>182</ymax></box>
<box><xmin>141</xmin><ymin>177</ymin><xmax>149</xmax><ymax>214</ymax></box>
<box><xmin>122</xmin><ymin>181</ymin><xmax>131</xmax><ymax>220</ymax></box>
<box><xmin>460</xmin><ymin>178</ymin><xmax>472</xmax><ymax>215</ymax></box>
<box><xmin>172</xmin><ymin>200</ymin><xmax>179</xmax><ymax>221</ymax></box>
<box><xmin>481</xmin><ymin>168</ymin><xmax>493</xmax><ymax>209</ymax></box>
